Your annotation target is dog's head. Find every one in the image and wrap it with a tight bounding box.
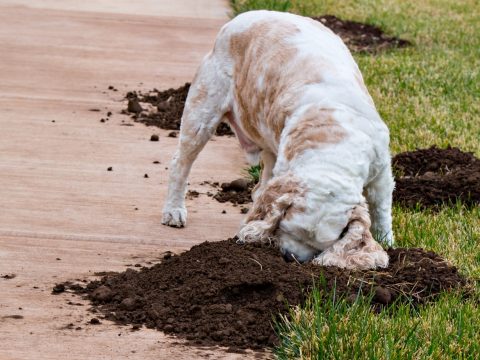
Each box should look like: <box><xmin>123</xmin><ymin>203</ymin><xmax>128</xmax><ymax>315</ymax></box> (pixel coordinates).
<box><xmin>238</xmin><ymin>173</ymin><xmax>375</xmax><ymax>263</ymax></box>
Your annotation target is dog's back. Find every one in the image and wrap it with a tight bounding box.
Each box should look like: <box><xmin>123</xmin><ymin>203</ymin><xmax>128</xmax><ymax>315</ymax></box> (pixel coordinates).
<box><xmin>213</xmin><ymin>11</ymin><xmax>384</xmax><ymax>156</ymax></box>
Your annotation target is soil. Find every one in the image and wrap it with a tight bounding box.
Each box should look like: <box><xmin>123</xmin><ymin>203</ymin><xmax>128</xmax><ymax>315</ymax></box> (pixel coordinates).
<box><xmin>60</xmin><ymin>239</ymin><xmax>466</xmax><ymax>350</ymax></box>
<box><xmin>312</xmin><ymin>15</ymin><xmax>411</xmax><ymax>53</ymax></box>
<box><xmin>212</xmin><ymin>147</ymin><xmax>480</xmax><ymax>210</ymax></box>
<box><xmin>124</xmin><ymin>83</ymin><xmax>234</xmax><ymax>136</ymax></box>
<box><xmin>393</xmin><ymin>146</ymin><xmax>480</xmax><ymax>209</ymax></box>
<box><xmin>212</xmin><ymin>179</ymin><xmax>255</xmax><ymax>205</ymax></box>
<box><xmin>1</xmin><ymin>273</ymin><xmax>16</xmax><ymax>279</ymax></box>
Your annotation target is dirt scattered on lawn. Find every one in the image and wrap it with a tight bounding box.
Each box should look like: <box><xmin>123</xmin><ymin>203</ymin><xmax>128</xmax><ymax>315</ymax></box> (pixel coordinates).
<box><xmin>313</xmin><ymin>15</ymin><xmax>411</xmax><ymax>53</ymax></box>
<box><xmin>59</xmin><ymin>239</ymin><xmax>466</xmax><ymax>350</ymax></box>
<box><xmin>124</xmin><ymin>83</ymin><xmax>234</xmax><ymax>136</ymax></box>
<box><xmin>393</xmin><ymin>146</ymin><xmax>480</xmax><ymax>209</ymax></box>
<box><xmin>212</xmin><ymin>146</ymin><xmax>480</xmax><ymax>210</ymax></box>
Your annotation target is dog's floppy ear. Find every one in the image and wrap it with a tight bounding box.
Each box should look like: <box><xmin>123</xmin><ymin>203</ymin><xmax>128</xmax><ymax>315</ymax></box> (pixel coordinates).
<box><xmin>237</xmin><ymin>174</ymin><xmax>305</xmax><ymax>243</ymax></box>
<box><xmin>313</xmin><ymin>202</ymin><xmax>389</xmax><ymax>269</ymax></box>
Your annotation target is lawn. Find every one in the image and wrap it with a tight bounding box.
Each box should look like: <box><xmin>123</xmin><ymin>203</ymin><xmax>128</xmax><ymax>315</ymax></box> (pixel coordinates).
<box><xmin>231</xmin><ymin>1</ymin><xmax>479</xmax><ymax>358</ymax></box>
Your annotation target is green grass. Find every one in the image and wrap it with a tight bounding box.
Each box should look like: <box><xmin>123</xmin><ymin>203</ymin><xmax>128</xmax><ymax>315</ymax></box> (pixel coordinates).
<box><xmin>230</xmin><ymin>0</ymin><xmax>480</xmax><ymax>358</ymax></box>
<box><xmin>275</xmin><ymin>288</ymin><xmax>480</xmax><ymax>360</ymax></box>
<box><xmin>246</xmin><ymin>164</ymin><xmax>261</xmax><ymax>183</ymax></box>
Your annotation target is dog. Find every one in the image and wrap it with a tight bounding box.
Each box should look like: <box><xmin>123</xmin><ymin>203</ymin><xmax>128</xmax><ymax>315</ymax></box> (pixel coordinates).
<box><xmin>162</xmin><ymin>10</ymin><xmax>394</xmax><ymax>270</ymax></box>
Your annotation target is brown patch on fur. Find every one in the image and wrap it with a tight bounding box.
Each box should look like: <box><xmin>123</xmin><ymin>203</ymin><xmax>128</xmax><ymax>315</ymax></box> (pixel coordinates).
<box><xmin>246</xmin><ymin>174</ymin><xmax>306</xmax><ymax>223</ymax></box>
<box><xmin>284</xmin><ymin>108</ymin><xmax>347</xmax><ymax>161</ymax></box>
<box><xmin>229</xmin><ymin>20</ymin><xmax>326</xmax><ymax>147</ymax></box>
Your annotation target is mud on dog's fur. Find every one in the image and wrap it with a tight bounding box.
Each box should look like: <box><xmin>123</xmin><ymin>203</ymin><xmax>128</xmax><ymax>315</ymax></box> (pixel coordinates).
<box><xmin>162</xmin><ymin>11</ymin><xmax>394</xmax><ymax>269</ymax></box>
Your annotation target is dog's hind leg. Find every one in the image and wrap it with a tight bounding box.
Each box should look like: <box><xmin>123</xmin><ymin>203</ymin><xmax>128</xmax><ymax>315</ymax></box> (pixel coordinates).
<box><xmin>162</xmin><ymin>54</ymin><xmax>231</xmax><ymax>227</ymax></box>
<box><xmin>364</xmin><ymin>165</ymin><xmax>395</xmax><ymax>246</ymax></box>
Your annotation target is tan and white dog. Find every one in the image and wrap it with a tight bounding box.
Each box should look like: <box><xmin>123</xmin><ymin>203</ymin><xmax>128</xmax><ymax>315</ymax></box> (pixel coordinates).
<box><xmin>162</xmin><ymin>10</ymin><xmax>394</xmax><ymax>270</ymax></box>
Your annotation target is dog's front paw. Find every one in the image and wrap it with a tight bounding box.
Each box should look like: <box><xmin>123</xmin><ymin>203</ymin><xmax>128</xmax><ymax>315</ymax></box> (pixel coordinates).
<box><xmin>312</xmin><ymin>248</ymin><xmax>389</xmax><ymax>270</ymax></box>
<box><xmin>162</xmin><ymin>207</ymin><xmax>187</xmax><ymax>228</ymax></box>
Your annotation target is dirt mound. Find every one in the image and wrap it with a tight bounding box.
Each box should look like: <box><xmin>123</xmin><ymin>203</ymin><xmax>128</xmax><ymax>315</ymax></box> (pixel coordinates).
<box><xmin>124</xmin><ymin>83</ymin><xmax>234</xmax><ymax>136</ymax></box>
<box><xmin>313</xmin><ymin>15</ymin><xmax>411</xmax><ymax>53</ymax></box>
<box><xmin>60</xmin><ymin>239</ymin><xmax>465</xmax><ymax>350</ymax></box>
<box><xmin>393</xmin><ymin>146</ymin><xmax>480</xmax><ymax>209</ymax></box>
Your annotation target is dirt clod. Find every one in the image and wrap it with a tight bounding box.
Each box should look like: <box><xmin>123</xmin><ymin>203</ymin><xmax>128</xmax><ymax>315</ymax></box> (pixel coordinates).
<box><xmin>62</xmin><ymin>239</ymin><xmax>466</xmax><ymax>350</ymax></box>
<box><xmin>186</xmin><ymin>190</ymin><xmax>200</xmax><ymax>199</ymax></box>
<box><xmin>3</xmin><ymin>315</ymin><xmax>24</xmax><ymax>320</ymax></box>
<box><xmin>213</xmin><ymin>179</ymin><xmax>254</xmax><ymax>205</ymax></box>
<box><xmin>1</xmin><ymin>273</ymin><xmax>16</xmax><ymax>280</ymax></box>
<box><xmin>127</xmin><ymin>99</ymin><xmax>143</xmax><ymax>114</ymax></box>
<box><xmin>221</xmin><ymin>178</ymin><xmax>252</xmax><ymax>192</ymax></box>
<box><xmin>52</xmin><ymin>283</ymin><xmax>66</xmax><ymax>294</ymax></box>
<box><xmin>91</xmin><ymin>285</ymin><xmax>113</xmax><ymax>302</ymax></box>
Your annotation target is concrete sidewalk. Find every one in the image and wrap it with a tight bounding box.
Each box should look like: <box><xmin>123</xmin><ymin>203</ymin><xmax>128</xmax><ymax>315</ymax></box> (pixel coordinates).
<box><xmin>0</xmin><ymin>1</ymin><xmax>263</xmax><ymax>359</ymax></box>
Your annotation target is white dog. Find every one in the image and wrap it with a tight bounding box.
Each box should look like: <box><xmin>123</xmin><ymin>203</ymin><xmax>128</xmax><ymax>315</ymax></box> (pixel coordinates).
<box><xmin>162</xmin><ymin>10</ymin><xmax>394</xmax><ymax>270</ymax></box>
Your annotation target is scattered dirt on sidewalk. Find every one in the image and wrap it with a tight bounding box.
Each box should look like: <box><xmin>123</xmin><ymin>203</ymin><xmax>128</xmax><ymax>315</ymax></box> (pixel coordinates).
<box><xmin>393</xmin><ymin>146</ymin><xmax>480</xmax><ymax>209</ymax></box>
<box><xmin>124</xmin><ymin>83</ymin><xmax>234</xmax><ymax>136</ymax></box>
<box><xmin>59</xmin><ymin>239</ymin><xmax>466</xmax><ymax>350</ymax></box>
<box><xmin>313</xmin><ymin>15</ymin><xmax>411</xmax><ymax>53</ymax></box>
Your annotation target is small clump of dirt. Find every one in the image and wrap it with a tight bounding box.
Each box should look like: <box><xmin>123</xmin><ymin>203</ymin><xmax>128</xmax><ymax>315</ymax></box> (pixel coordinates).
<box><xmin>393</xmin><ymin>146</ymin><xmax>480</xmax><ymax>209</ymax></box>
<box><xmin>1</xmin><ymin>273</ymin><xmax>16</xmax><ymax>280</ymax></box>
<box><xmin>313</xmin><ymin>15</ymin><xmax>411</xmax><ymax>53</ymax></box>
<box><xmin>124</xmin><ymin>83</ymin><xmax>234</xmax><ymax>136</ymax></box>
<box><xmin>186</xmin><ymin>190</ymin><xmax>200</xmax><ymax>200</ymax></box>
<box><xmin>212</xmin><ymin>179</ymin><xmax>255</xmax><ymax>205</ymax></box>
<box><xmin>60</xmin><ymin>239</ymin><xmax>466</xmax><ymax>350</ymax></box>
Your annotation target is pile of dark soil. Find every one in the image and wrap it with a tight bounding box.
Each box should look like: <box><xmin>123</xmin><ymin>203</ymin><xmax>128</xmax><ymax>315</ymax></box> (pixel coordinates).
<box><xmin>313</xmin><ymin>15</ymin><xmax>411</xmax><ymax>53</ymax></box>
<box><xmin>124</xmin><ymin>83</ymin><xmax>233</xmax><ymax>136</ymax></box>
<box><xmin>213</xmin><ymin>147</ymin><xmax>480</xmax><ymax>209</ymax></box>
<box><xmin>393</xmin><ymin>146</ymin><xmax>480</xmax><ymax>209</ymax></box>
<box><xmin>60</xmin><ymin>239</ymin><xmax>466</xmax><ymax>350</ymax></box>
